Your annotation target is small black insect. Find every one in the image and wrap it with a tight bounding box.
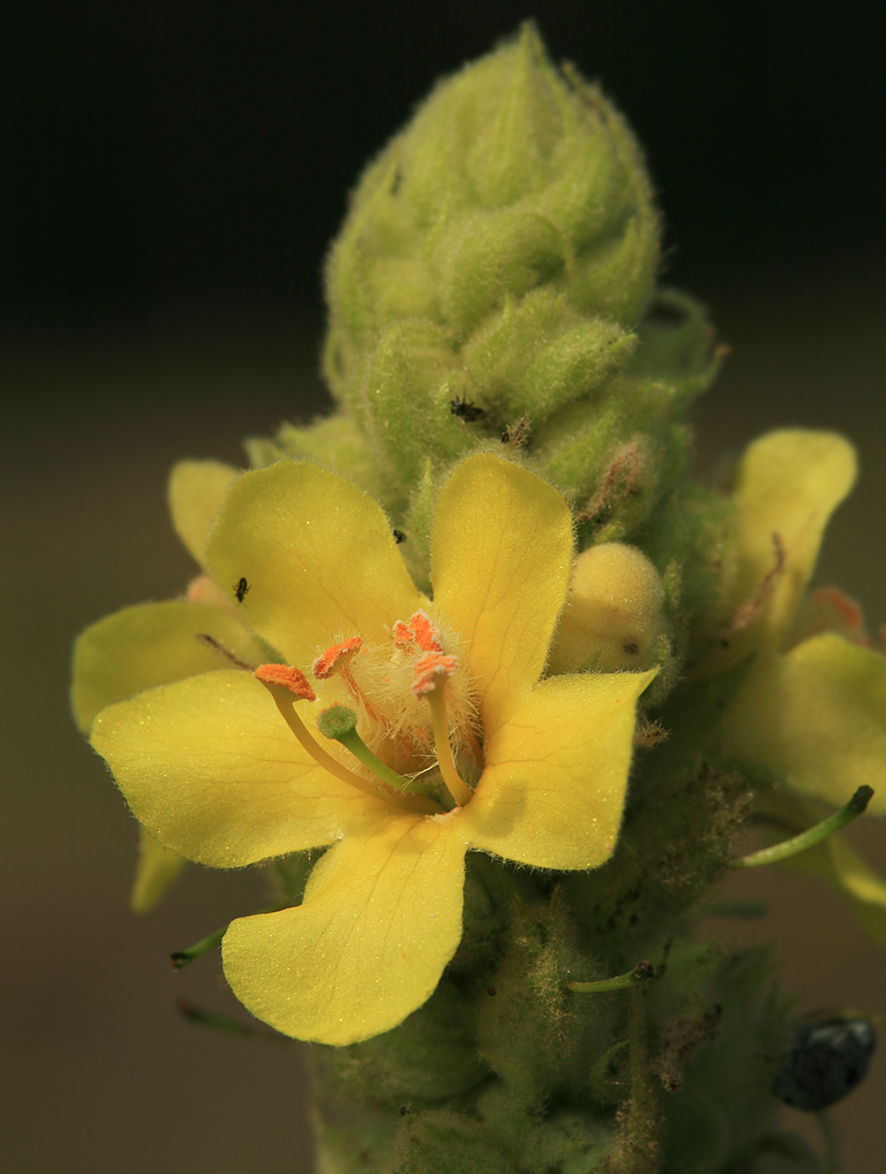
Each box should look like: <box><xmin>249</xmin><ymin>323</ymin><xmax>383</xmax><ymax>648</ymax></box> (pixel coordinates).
<box><xmin>450</xmin><ymin>394</ymin><xmax>486</xmax><ymax>422</ymax></box>
<box><xmin>392</xmin><ymin>529</ymin><xmax>406</xmax><ymax>544</ymax></box>
<box><xmin>234</xmin><ymin>577</ymin><xmax>250</xmax><ymax>603</ymax></box>
<box><xmin>772</xmin><ymin>1017</ymin><xmax>876</xmax><ymax>1111</ymax></box>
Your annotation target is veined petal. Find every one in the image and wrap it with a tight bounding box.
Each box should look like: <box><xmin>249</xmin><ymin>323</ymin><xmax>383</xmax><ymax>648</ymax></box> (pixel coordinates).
<box><xmin>169</xmin><ymin>460</ymin><xmax>241</xmax><ymax>568</ymax></box>
<box><xmin>431</xmin><ymin>455</ymin><xmax>573</xmax><ymax>730</ymax></box>
<box><xmin>722</xmin><ymin>633</ymin><xmax>886</xmax><ymax>815</ymax></box>
<box><xmin>222</xmin><ymin>812</ymin><xmax>466</xmax><ymax>1044</ymax></box>
<box><xmin>131</xmin><ymin>828</ymin><xmax>187</xmax><ymax>913</ymax></box>
<box><xmin>460</xmin><ymin>670</ymin><xmax>655</xmax><ymax>870</ymax></box>
<box><xmin>71</xmin><ymin>600</ymin><xmax>266</xmax><ymax>732</ymax></box>
<box><xmin>729</xmin><ymin>431</ymin><xmax>857</xmax><ymax>646</ymax></box>
<box><xmin>206</xmin><ymin>462</ymin><xmax>426</xmax><ymax>667</ymax></box>
<box><xmin>91</xmin><ymin>671</ymin><xmax>387</xmax><ymax>867</ymax></box>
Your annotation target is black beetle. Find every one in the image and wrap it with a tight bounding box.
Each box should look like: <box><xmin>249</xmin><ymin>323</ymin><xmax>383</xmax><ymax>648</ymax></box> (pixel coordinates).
<box><xmin>772</xmin><ymin>1017</ymin><xmax>876</xmax><ymax>1111</ymax></box>
<box><xmin>450</xmin><ymin>395</ymin><xmax>486</xmax><ymax>422</ymax></box>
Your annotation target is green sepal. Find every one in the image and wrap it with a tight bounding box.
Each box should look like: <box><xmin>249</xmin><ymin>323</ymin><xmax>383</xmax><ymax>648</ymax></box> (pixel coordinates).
<box><xmin>315</xmin><ymin>977</ymin><xmax>489</xmax><ymax>1111</ymax></box>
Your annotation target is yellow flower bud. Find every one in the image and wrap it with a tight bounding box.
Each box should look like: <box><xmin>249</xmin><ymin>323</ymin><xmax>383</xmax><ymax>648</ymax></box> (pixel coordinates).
<box><xmin>549</xmin><ymin>543</ymin><xmax>665</xmax><ymax>674</ymax></box>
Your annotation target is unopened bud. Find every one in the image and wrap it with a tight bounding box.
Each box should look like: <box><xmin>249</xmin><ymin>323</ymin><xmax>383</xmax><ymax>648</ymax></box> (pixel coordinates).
<box><xmin>548</xmin><ymin>543</ymin><xmax>666</xmax><ymax>674</ymax></box>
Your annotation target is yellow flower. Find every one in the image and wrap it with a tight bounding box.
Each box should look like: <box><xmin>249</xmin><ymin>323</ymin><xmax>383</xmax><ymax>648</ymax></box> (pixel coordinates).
<box><xmin>702</xmin><ymin>430</ymin><xmax>886</xmax><ymax>816</ymax></box>
<box><xmin>88</xmin><ymin>453</ymin><xmax>653</xmax><ymax>1045</ymax></box>
<box><xmin>72</xmin><ymin>459</ymin><xmax>261</xmax><ymax>910</ymax></box>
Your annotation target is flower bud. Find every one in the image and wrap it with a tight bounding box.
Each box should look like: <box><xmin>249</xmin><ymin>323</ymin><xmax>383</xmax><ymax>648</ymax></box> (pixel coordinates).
<box><xmin>326</xmin><ymin>22</ymin><xmax>659</xmax><ymax>379</ymax></box>
<box><xmin>260</xmin><ymin>25</ymin><xmax>721</xmax><ymax>567</ymax></box>
<box><xmin>548</xmin><ymin>543</ymin><xmax>666</xmax><ymax>675</ymax></box>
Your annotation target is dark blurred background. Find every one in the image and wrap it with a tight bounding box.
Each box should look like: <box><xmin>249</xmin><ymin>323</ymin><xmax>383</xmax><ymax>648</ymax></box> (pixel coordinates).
<box><xmin>3</xmin><ymin>3</ymin><xmax>885</xmax><ymax>1171</ymax></box>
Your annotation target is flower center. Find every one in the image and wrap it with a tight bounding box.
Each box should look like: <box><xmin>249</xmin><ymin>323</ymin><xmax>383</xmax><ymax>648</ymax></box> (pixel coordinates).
<box><xmin>254</xmin><ymin>610</ymin><xmax>480</xmax><ymax>811</ymax></box>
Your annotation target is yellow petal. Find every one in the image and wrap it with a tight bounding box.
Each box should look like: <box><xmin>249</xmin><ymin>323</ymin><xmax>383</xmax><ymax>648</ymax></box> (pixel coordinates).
<box><xmin>222</xmin><ymin>812</ymin><xmax>466</xmax><ymax>1044</ymax></box>
<box><xmin>431</xmin><ymin>454</ymin><xmax>573</xmax><ymax>730</ymax></box>
<box><xmin>131</xmin><ymin>827</ymin><xmax>187</xmax><ymax>913</ymax></box>
<box><xmin>729</xmin><ymin>431</ymin><xmax>857</xmax><ymax>646</ymax></box>
<box><xmin>460</xmin><ymin>670</ymin><xmax>656</xmax><ymax>870</ymax></box>
<box><xmin>206</xmin><ymin>462</ymin><xmax>426</xmax><ymax>667</ymax></box>
<box><xmin>91</xmin><ymin>671</ymin><xmax>385</xmax><ymax>867</ymax></box>
<box><xmin>169</xmin><ymin>460</ymin><xmax>241</xmax><ymax>568</ymax></box>
<box><xmin>71</xmin><ymin>600</ymin><xmax>266</xmax><ymax>732</ymax></box>
<box><xmin>722</xmin><ymin>633</ymin><xmax>886</xmax><ymax>815</ymax></box>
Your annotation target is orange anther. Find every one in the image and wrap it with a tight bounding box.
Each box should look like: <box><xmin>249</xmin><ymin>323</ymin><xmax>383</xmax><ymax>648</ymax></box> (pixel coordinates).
<box><xmin>393</xmin><ymin>609</ymin><xmax>443</xmax><ymax>653</ymax></box>
<box><xmin>392</xmin><ymin>620</ymin><xmax>413</xmax><ymax>647</ymax></box>
<box><xmin>254</xmin><ymin>663</ymin><xmax>316</xmax><ymax>701</ymax></box>
<box><xmin>312</xmin><ymin>637</ymin><xmax>363</xmax><ymax>679</ymax></box>
<box><xmin>810</xmin><ymin>586</ymin><xmax>863</xmax><ymax>633</ymax></box>
<box><xmin>412</xmin><ymin>651</ymin><xmax>458</xmax><ymax>696</ymax></box>
<box><xmin>409</xmin><ymin>610</ymin><xmax>443</xmax><ymax>652</ymax></box>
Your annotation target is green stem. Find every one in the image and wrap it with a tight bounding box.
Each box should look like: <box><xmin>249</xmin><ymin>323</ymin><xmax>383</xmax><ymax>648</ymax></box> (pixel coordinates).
<box><xmin>567</xmin><ymin>960</ymin><xmax>656</xmax><ymax>995</ymax></box>
<box><xmin>170</xmin><ymin>903</ymin><xmax>288</xmax><ymax>969</ymax></box>
<box><xmin>816</xmin><ymin>1110</ymin><xmax>840</xmax><ymax>1174</ymax></box>
<box><xmin>729</xmin><ymin>786</ymin><xmax>873</xmax><ymax>870</ymax></box>
<box><xmin>614</xmin><ymin>985</ymin><xmax>661</xmax><ymax>1174</ymax></box>
<box><xmin>177</xmin><ymin>999</ymin><xmax>287</xmax><ymax>1041</ymax></box>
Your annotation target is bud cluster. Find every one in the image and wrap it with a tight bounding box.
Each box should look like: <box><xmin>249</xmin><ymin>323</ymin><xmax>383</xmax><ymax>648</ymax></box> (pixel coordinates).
<box><xmin>249</xmin><ymin>24</ymin><xmax>721</xmax><ymax>574</ymax></box>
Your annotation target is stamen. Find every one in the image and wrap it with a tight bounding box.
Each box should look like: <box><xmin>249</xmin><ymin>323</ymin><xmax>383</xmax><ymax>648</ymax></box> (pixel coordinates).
<box><xmin>812</xmin><ymin>586</ymin><xmax>864</xmax><ymax>632</ymax></box>
<box><xmin>412</xmin><ymin>652</ymin><xmax>459</xmax><ymax>696</ymax></box>
<box><xmin>253</xmin><ymin>664</ymin><xmax>384</xmax><ymax>800</ymax></box>
<box><xmin>312</xmin><ymin>637</ymin><xmax>362</xmax><ymax>679</ymax></box>
<box><xmin>393</xmin><ymin>609</ymin><xmax>443</xmax><ymax>652</ymax></box>
<box><xmin>254</xmin><ymin>663</ymin><xmax>316</xmax><ymax>700</ymax></box>
<box><xmin>412</xmin><ymin>652</ymin><xmax>472</xmax><ymax>807</ymax></box>
<box><xmin>253</xmin><ymin>664</ymin><xmax>437</xmax><ymax>813</ymax></box>
<box><xmin>392</xmin><ymin>620</ymin><xmax>413</xmax><ymax>647</ymax></box>
<box><xmin>312</xmin><ymin>635</ymin><xmax>388</xmax><ymax>728</ymax></box>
